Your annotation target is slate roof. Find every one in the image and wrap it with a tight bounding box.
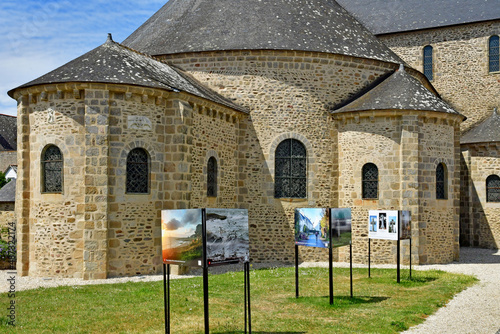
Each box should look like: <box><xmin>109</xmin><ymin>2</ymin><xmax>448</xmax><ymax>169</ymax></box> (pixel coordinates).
<box><xmin>336</xmin><ymin>0</ymin><xmax>500</xmax><ymax>35</ymax></box>
<box><xmin>0</xmin><ymin>114</ymin><xmax>17</xmax><ymax>151</ymax></box>
<box><xmin>0</xmin><ymin>179</ymin><xmax>15</xmax><ymax>203</ymax></box>
<box><xmin>333</xmin><ymin>65</ymin><xmax>462</xmax><ymax>116</ymax></box>
<box><xmin>123</xmin><ymin>0</ymin><xmax>403</xmax><ymax>64</ymax></box>
<box><xmin>461</xmin><ymin>108</ymin><xmax>500</xmax><ymax>144</ymax></box>
<box><xmin>9</xmin><ymin>35</ymin><xmax>248</xmax><ymax>114</ymax></box>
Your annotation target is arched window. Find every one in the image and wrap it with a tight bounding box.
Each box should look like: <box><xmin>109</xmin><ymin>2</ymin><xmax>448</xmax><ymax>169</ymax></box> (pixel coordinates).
<box><xmin>486</xmin><ymin>175</ymin><xmax>500</xmax><ymax>202</ymax></box>
<box><xmin>126</xmin><ymin>148</ymin><xmax>149</xmax><ymax>194</ymax></box>
<box><xmin>489</xmin><ymin>35</ymin><xmax>499</xmax><ymax>73</ymax></box>
<box><xmin>436</xmin><ymin>163</ymin><xmax>447</xmax><ymax>199</ymax></box>
<box><xmin>362</xmin><ymin>163</ymin><xmax>378</xmax><ymax>199</ymax></box>
<box><xmin>423</xmin><ymin>45</ymin><xmax>433</xmax><ymax>81</ymax></box>
<box><xmin>207</xmin><ymin>156</ymin><xmax>217</xmax><ymax>197</ymax></box>
<box><xmin>41</xmin><ymin>145</ymin><xmax>63</xmax><ymax>193</ymax></box>
<box><xmin>275</xmin><ymin>139</ymin><xmax>306</xmax><ymax>198</ymax></box>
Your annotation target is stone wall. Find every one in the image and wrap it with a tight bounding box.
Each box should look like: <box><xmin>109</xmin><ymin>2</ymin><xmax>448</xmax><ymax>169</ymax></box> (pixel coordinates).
<box><xmin>106</xmin><ymin>90</ymin><xmax>168</xmax><ymax>278</ymax></box>
<box><xmin>379</xmin><ymin>20</ymin><xmax>500</xmax><ymax>132</ymax></box>
<box><xmin>461</xmin><ymin>144</ymin><xmax>500</xmax><ymax>249</ymax></box>
<box><xmin>335</xmin><ymin>111</ymin><xmax>461</xmax><ymax>265</ymax></box>
<box><xmin>190</xmin><ymin>104</ymin><xmax>241</xmax><ymax>209</ymax></box>
<box><xmin>22</xmin><ymin>90</ymin><xmax>86</xmax><ymax>277</ymax></box>
<box><xmin>418</xmin><ymin>117</ymin><xmax>461</xmax><ymax>263</ymax></box>
<box><xmin>336</xmin><ymin>112</ymin><xmax>404</xmax><ymax>264</ymax></box>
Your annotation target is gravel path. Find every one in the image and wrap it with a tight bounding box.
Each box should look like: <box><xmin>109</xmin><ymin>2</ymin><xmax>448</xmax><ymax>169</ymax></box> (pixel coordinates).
<box><xmin>1</xmin><ymin>247</ymin><xmax>499</xmax><ymax>333</ymax></box>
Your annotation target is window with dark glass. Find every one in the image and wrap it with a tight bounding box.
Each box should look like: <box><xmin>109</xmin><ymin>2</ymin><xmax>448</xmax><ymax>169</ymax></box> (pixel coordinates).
<box><xmin>436</xmin><ymin>163</ymin><xmax>447</xmax><ymax>199</ymax></box>
<box><xmin>486</xmin><ymin>175</ymin><xmax>500</xmax><ymax>202</ymax></box>
<box><xmin>207</xmin><ymin>157</ymin><xmax>217</xmax><ymax>197</ymax></box>
<box><xmin>489</xmin><ymin>35</ymin><xmax>499</xmax><ymax>73</ymax></box>
<box><xmin>275</xmin><ymin>139</ymin><xmax>306</xmax><ymax>198</ymax></box>
<box><xmin>423</xmin><ymin>45</ymin><xmax>433</xmax><ymax>81</ymax></box>
<box><xmin>362</xmin><ymin>163</ymin><xmax>378</xmax><ymax>199</ymax></box>
<box><xmin>41</xmin><ymin>145</ymin><xmax>63</xmax><ymax>193</ymax></box>
<box><xmin>126</xmin><ymin>148</ymin><xmax>149</xmax><ymax>194</ymax></box>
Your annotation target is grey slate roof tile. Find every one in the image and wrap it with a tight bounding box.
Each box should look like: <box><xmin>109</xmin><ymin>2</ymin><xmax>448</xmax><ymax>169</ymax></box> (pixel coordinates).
<box><xmin>123</xmin><ymin>0</ymin><xmax>403</xmax><ymax>64</ymax></box>
<box><xmin>333</xmin><ymin>65</ymin><xmax>463</xmax><ymax>116</ymax></box>
<box><xmin>0</xmin><ymin>179</ymin><xmax>15</xmax><ymax>203</ymax></box>
<box><xmin>461</xmin><ymin>108</ymin><xmax>500</xmax><ymax>144</ymax></box>
<box><xmin>9</xmin><ymin>36</ymin><xmax>248</xmax><ymax>114</ymax></box>
<box><xmin>336</xmin><ymin>0</ymin><xmax>500</xmax><ymax>35</ymax></box>
<box><xmin>0</xmin><ymin>114</ymin><xmax>17</xmax><ymax>151</ymax></box>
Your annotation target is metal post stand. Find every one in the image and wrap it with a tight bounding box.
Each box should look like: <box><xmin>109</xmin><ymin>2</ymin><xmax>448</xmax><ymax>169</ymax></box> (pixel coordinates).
<box><xmin>368</xmin><ymin>238</ymin><xmax>371</xmax><ymax>278</ymax></box>
<box><xmin>163</xmin><ymin>263</ymin><xmax>170</xmax><ymax>334</ymax></box>
<box><xmin>295</xmin><ymin>244</ymin><xmax>299</xmax><ymax>298</ymax></box>
<box><xmin>244</xmin><ymin>262</ymin><xmax>252</xmax><ymax>334</ymax></box>
<box><xmin>350</xmin><ymin>242</ymin><xmax>353</xmax><ymax>298</ymax></box>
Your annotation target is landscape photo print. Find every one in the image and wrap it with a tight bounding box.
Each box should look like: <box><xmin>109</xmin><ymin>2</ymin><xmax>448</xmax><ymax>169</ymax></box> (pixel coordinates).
<box><xmin>161</xmin><ymin>209</ymin><xmax>203</xmax><ymax>266</ymax></box>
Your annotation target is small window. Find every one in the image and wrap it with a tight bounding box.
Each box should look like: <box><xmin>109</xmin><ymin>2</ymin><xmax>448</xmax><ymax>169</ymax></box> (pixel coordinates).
<box><xmin>126</xmin><ymin>148</ymin><xmax>149</xmax><ymax>194</ymax></box>
<box><xmin>423</xmin><ymin>45</ymin><xmax>433</xmax><ymax>81</ymax></box>
<box><xmin>275</xmin><ymin>139</ymin><xmax>307</xmax><ymax>198</ymax></box>
<box><xmin>207</xmin><ymin>156</ymin><xmax>217</xmax><ymax>197</ymax></box>
<box><xmin>436</xmin><ymin>163</ymin><xmax>447</xmax><ymax>199</ymax></box>
<box><xmin>489</xmin><ymin>35</ymin><xmax>499</xmax><ymax>73</ymax></box>
<box><xmin>41</xmin><ymin>145</ymin><xmax>63</xmax><ymax>193</ymax></box>
<box><xmin>362</xmin><ymin>163</ymin><xmax>378</xmax><ymax>199</ymax></box>
<box><xmin>486</xmin><ymin>175</ymin><xmax>500</xmax><ymax>202</ymax></box>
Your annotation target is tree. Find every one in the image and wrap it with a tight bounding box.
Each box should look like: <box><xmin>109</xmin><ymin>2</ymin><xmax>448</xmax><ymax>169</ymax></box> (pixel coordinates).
<box><xmin>0</xmin><ymin>172</ymin><xmax>8</xmax><ymax>189</ymax></box>
<box><xmin>320</xmin><ymin>208</ymin><xmax>329</xmax><ymax>239</ymax></box>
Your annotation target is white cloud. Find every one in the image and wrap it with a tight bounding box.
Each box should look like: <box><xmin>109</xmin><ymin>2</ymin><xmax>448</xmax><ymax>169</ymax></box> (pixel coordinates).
<box><xmin>0</xmin><ymin>0</ymin><xmax>167</xmax><ymax>116</ymax></box>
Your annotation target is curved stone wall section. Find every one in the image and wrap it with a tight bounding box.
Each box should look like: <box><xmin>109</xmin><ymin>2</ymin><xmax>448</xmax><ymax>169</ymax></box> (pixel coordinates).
<box><xmin>418</xmin><ymin>118</ymin><xmax>461</xmax><ymax>264</ymax></box>
<box><xmin>461</xmin><ymin>143</ymin><xmax>500</xmax><ymax>249</ymax></box>
<box><xmin>23</xmin><ymin>91</ymin><xmax>86</xmax><ymax>277</ymax></box>
<box><xmin>106</xmin><ymin>90</ymin><xmax>168</xmax><ymax>277</ymax></box>
<box><xmin>379</xmin><ymin>21</ymin><xmax>500</xmax><ymax>132</ymax></box>
<box><xmin>190</xmin><ymin>104</ymin><xmax>240</xmax><ymax>209</ymax></box>
<box><xmin>336</xmin><ymin>112</ymin><xmax>402</xmax><ymax>264</ymax></box>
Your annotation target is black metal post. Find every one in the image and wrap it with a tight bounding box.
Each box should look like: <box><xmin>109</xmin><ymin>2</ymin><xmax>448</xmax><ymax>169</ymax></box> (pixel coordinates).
<box><xmin>295</xmin><ymin>244</ymin><xmax>299</xmax><ymax>298</ymax></box>
<box><xmin>368</xmin><ymin>238</ymin><xmax>371</xmax><ymax>278</ymax></box>
<box><xmin>397</xmin><ymin>238</ymin><xmax>401</xmax><ymax>283</ymax></box>
<box><xmin>163</xmin><ymin>263</ymin><xmax>170</xmax><ymax>334</ymax></box>
<box><xmin>350</xmin><ymin>242</ymin><xmax>353</xmax><ymax>298</ymax></box>
<box><xmin>329</xmin><ymin>211</ymin><xmax>333</xmax><ymax>305</ymax></box>
<box><xmin>202</xmin><ymin>209</ymin><xmax>209</xmax><ymax>334</ymax></box>
<box><xmin>246</xmin><ymin>262</ymin><xmax>252</xmax><ymax>334</ymax></box>
<box><xmin>244</xmin><ymin>262</ymin><xmax>247</xmax><ymax>334</ymax></box>
<box><xmin>409</xmin><ymin>237</ymin><xmax>412</xmax><ymax>279</ymax></box>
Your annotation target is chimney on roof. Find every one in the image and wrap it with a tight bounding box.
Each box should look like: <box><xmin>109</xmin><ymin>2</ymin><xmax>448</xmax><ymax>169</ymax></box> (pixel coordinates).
<box><xmin>107</xmin><ymin>33</ymin><xmax>113</xmax><ymax>42</ymax></box>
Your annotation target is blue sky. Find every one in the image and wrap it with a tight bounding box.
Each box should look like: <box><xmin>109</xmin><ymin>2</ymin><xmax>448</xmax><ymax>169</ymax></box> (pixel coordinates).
<box><xmin>0</xmin><ymin>0</ymin><xmax>167</xmax><ymax>116</ymax></box>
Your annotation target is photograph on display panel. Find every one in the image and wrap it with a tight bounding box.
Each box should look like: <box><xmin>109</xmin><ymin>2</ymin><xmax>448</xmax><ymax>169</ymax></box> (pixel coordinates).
<box><xmin>388</xmin><ymin>214</ymin><xmax>398</xmax><ymax>235</ymax></box>
<box><xmin>368</xmin><ymin>210</ymin><xmax>399</xmax><ymax>240</ymax></box>
<box><xmin>399</xmin><ymin>210</ymin><xmax>412</xmax><ymax>240</ymax></box>
<box><xmin>369</xmin><ymin>214</ymin><xmax>378</xmax><ymax>232</ymax></box>
<box><xmin>295</xmin><ymin>208</ymin><xmax>330</xmax><ymax>248</ymax></box>
<box><xmin>206</xmin><ymin>208</ymin><xmax>249</xmax><ymax>266</ymax></box>
<box><xmin>161</xmin><ymin>209</ymin><xmax>203</xmax><ymax>267</ymax></box>
<box><xmin>330</xmin><ymin>208</ymin><xmax>352</xmax><ymax>248</ymax></box>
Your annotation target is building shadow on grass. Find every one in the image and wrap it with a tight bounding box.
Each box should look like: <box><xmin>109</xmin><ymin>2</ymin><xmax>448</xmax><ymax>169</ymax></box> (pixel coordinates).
<box><xmin>294</xmin><ymin>295</ymin><xmax>389</xmax><ymax>305</ymax></box>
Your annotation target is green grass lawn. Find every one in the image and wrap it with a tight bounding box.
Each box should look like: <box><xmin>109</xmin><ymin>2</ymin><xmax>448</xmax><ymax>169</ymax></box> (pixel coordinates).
<box><xmin>0</xmin><ymin>267</ymin><xmax>477</xmax><ymax>333</ymax></box>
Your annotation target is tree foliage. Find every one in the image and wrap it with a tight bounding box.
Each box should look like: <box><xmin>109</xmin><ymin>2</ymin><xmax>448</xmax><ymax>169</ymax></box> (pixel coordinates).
<box><xmin>0</xmin><ymin>171</ymin><xmax>8</xmax><ymax>189</ymax></box>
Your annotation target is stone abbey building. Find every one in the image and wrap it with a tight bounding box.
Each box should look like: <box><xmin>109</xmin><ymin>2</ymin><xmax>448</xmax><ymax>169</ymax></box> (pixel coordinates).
<box><xmin>8</xmin><ymin>0</ymin><xmax>499</xmax><ymax>279</ymax></box>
